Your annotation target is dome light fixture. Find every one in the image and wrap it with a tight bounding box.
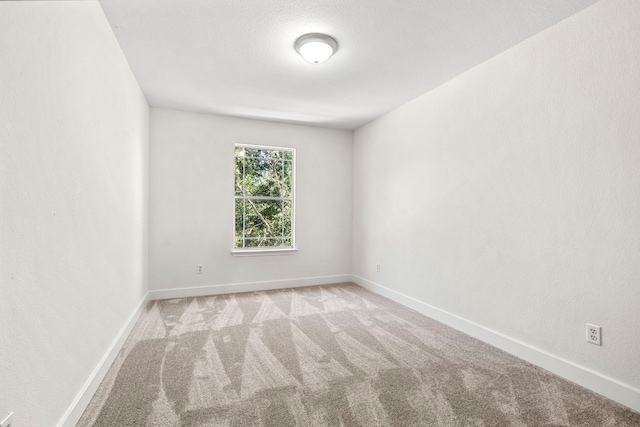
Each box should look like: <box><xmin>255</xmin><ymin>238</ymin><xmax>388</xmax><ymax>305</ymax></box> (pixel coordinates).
<box><xmin>295</xmin><ymin>33</ymin><xmax>338</xmax><ymax>64</ymax></box>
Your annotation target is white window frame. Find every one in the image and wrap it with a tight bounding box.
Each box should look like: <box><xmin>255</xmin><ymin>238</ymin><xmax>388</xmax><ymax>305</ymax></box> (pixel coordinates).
<box><xmin>231</xmin><ymin>143</ymin><xmax>297</xmax><ymax>257</ymax></box>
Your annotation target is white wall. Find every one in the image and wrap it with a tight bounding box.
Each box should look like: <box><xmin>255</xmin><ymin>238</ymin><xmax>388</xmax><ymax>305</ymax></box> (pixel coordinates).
<box><xmin>149</xmin><ymin>108</ymin><xmax>352</xmax><ymax>293</ymax></box>
<box><xmin>354</xmin><ymin>0</ymin><xmax>640</xmax><ymax>400</ymax></box>
<box><xmin>0</xmin><ymin>2</ymin><xmax>149</xmax><ymax>426</ymax></box>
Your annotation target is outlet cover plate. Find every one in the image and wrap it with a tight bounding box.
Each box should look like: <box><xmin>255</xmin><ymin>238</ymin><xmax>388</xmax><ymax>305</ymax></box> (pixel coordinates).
<box><xmin>586</xmin><ymin>323</ymin><xmax>601</xmax><ymax>346</ymax></box>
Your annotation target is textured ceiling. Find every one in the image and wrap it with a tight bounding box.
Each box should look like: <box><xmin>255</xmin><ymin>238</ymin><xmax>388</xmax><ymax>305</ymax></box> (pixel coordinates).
<box><xmin>98</xmin><ymin>0</ymin><xmax>599</xmax><ymax>130</ymax></box>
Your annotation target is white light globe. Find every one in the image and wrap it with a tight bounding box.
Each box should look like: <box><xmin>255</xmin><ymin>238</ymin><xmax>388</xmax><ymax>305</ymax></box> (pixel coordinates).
<box><xmin>299</xmin><ymin>41</ymin><xmax>334</xmax><ymax>64</ymax></box>
<box><xmin>295</xmin><ymin>34</ymin><xmax>338</xmax><ymax>65</ymax></box>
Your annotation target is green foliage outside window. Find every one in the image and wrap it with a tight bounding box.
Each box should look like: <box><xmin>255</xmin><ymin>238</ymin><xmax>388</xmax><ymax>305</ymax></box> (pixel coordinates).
<box><xmin>234</xmin><ymin>146</ymin><xmax>294</xmax><ymax>249</ymax></box>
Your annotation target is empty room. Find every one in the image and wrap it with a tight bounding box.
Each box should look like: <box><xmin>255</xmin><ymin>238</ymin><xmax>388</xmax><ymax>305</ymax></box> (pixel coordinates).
<box><xmin>1</xmin><ymin>0</ymin><xmax>639</xmax><ymax>425</ymax></box>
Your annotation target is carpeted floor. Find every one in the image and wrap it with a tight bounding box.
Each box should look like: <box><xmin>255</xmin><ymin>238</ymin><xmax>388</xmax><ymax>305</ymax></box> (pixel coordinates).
<box><xmin>78</xmin><ymin>283</ymin><xmax>640</xmax><ymax>426</ymax></box>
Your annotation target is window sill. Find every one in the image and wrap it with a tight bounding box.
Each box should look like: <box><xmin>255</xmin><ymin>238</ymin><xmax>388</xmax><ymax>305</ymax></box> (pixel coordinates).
<box><xmin>231</xmin><ymin>248</ymin><xmax>298</xmax><ymax>257</ymax></box>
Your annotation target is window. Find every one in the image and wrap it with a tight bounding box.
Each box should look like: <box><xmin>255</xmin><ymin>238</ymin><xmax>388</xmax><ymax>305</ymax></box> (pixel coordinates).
<box><xmin>233</xmin><ymin>144</ymin><xmax>295</xmax><ymax>253</ymax></box>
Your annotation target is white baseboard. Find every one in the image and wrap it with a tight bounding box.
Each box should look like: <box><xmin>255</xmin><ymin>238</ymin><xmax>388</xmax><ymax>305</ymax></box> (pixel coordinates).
<box><xmin>56</xmin><ymin>275</ymin><xmax>349</xmax><ymax>426</ymax></box>
<box><xmin>147</xmin><ymin>274</ymin><xmax>353</xmax><ymax>300</ymax></box>
<box><xmin>57</xmin><ymin>274</ymin><xmax>639</xmax><ymax>426</ymax></box>
<box><xmin>352</xmin><ymin>274</ymin><xmax>640</xmax><ymax>413</ymax></box>
<box><xmin>56</xmin><ymin>294</ymin><xmax>150</xmax><ymax>427</ymax></box>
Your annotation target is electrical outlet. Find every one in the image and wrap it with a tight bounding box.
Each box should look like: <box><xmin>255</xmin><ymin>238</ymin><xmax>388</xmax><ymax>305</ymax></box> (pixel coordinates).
<box><xmin>1</xmin><ymin>412</ymin><xmax>13</xmax><ymax>427</ymax></box>
<box><xmin>376</xmin><ymin>263</ymin><xmax>381</xmax><ymax>273</ymax></box>
<box><xmin>196</xmin><ymin>264</ymin><xmax>203</xmax><ymax>274</ymax></box>
<box><xmin>586</xmin><ymin>323</ymin><xmax>601</xmax><ymax>346</ymax></box>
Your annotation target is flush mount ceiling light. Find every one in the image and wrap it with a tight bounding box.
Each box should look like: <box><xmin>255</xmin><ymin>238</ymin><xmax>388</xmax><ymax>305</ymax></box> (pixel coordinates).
<box><xmin>295</xmin><ymin>33</ymin><xmax>338</xmax><ymax>64</ymax></box>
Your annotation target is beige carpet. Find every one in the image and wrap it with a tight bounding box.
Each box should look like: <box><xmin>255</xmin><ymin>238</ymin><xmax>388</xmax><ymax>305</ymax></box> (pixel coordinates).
<box><xmin>78</xmin><ymin>283</ymin><xmax>640</xmax><ymax>426</ymax></box>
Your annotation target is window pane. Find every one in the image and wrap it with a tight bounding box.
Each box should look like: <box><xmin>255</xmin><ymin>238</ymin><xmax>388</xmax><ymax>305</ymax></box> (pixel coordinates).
<box><xmin>244</xmin><ymin>148</ymin><xmax>281</xmax><ymax>161</ymax></box>
<box><xmin>243</xmin><ymin>237</ymin><xmax>284</xmax><ymax>248</ymax></box>
<box><xmin>283</xmin><ymin>200</ymin><xmax>292</xmax><ymax>238</ymax></box>
<box><xmin>243</xmin><ymin>199</ymin><xmax>283</xmax><ymax>240</ymax></box>
<box><xmin>235</xmin><ymin>157</ymin><xmax>244</xmax><ymax>196</ymax></box>
<box><xmin>283</xmin><ymin>150</ymin><xmax>293</xmax><ymax>161</ymax></box>
<box><xmin>282</xmin><ymin>160</ymin><xmax>292</xmax><ymax>198</ymax></box>
<box><xmin>243</xmin><ymin>157</ymin><xmax>283</xmax><ymax>197</ymax></box>
<box><xmin>243</xmin><ymin>148</ymin><xmax>260</xmax><ymax>158</ymax></box>
<box><xmin>235</xmin><ymin>199</ymin><xmax>245</xmax><ymax>248</ymax></box>
<box><xmin>244</xmin><ymin>238</ymin><xmax>262</xmax><ymax>248</ymax></box>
